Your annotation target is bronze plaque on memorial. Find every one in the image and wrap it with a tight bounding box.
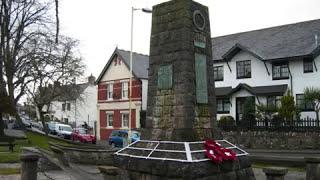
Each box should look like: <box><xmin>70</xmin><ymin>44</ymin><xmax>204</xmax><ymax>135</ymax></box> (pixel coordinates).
<box><xmin>195</xmin><ymin>53</ymin><xmax>208</xmax><ymax>103</ymax></box>
<box><xmin>157</xmin><ymin>64</ymin><xmax>172</xmax><ymax>89</ymax></box>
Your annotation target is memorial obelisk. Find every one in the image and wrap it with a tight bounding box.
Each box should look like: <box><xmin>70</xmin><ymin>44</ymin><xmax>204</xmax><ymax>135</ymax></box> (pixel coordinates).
<box><xmin>144</xmin><ymin>0</ymin><xmax>219</xmax><ymax>141</ymax></box>
<box><xmin>113</xmin><ymin>1</ymin><xmax>255</xmax><ymax>179</ymax></box>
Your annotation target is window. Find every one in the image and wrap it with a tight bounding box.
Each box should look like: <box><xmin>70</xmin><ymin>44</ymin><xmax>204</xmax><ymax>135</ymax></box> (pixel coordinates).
<box><xmin>303</xmin><ymin>58</ymin><xmax>313</xmax><ymax>73</ymax></box>
<box><xmin>107</xmin><ymin>83</ymin><xmax>113</xmax><ymax>100</ymax></box>
<box><xmin>214</xmin><ymin>66</ymin><xmax>224</xmax><ymax>81</ymax></box>
<box><xmin>217</xmin><ymin>98</ymin><xmax>230</xmax><ymax>113</ymax></box>
<box><xmin>122</xmin><ymin>82</ymin><xmax>128</xmax><ymax>99</ymax></box>
<box><xmin>63</xmin><ymin>118</ymin><xmax>68</xmax><ymax>124</ymax></box>
<box><xmin>62</xmin><ymin>103</ymin><xmax>66</xmax><ymax>111</ymax></box>
<box><xmin>106</xmin><ymin>113</ymin><xmax>113</xmax><ymax>127</ymax></box>
<box><xmin>267</xmin><ymin>96</ymin><xmax>282</xmax><ymax>108</ymax></box>
<box><xmin>296</xmin><ymin>94</ymin><xmax>314</xmax><ymax>111</ymax></box>
<box><xmin>122</xmin><ymin>113</ymin><xmax>129</xmax><ymax>127</ymax></box>
<box><xmin>272</xmin><ymin>63</ymin><xmax>289</xmax><ymax>80</ymax></box>
<box><xmin>236</xmin><ymin>60</ymin><xmax>251</xmax><ymax>79</ymax></box>
<box><xmin>67</xmin><ymin>103</ymin><xmax>71</xmax><ymax>111</ymax></box>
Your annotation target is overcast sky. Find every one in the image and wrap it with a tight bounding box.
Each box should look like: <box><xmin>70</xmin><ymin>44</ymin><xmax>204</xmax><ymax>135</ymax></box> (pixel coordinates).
<box><xmin>59</xmin><ymin>0</ymin><xmax>320</xmax><ymax>80</ymax></box>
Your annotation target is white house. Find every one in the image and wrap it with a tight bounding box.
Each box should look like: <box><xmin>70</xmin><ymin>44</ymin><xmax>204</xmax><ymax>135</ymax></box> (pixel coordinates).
<box><xmin>212</xmin><ymin>19</ymin><xmax>320</xmax><ymax>122</ymax></box>
<box><xmin>48</xmin><ymin>75</ymin><xmax>97</xmax><ymax>128</ymax></box>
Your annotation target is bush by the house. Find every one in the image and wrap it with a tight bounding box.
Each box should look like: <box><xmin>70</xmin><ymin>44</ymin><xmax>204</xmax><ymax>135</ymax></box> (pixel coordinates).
<box><xmin>218</xmin><ymin>116</ymin><xmax>235</xmax><ymax>126</ymax></box>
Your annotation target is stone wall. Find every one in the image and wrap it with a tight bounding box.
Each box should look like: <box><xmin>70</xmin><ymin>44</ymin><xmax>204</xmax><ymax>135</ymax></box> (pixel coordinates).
<box><xmin>222</xmin><ymin>131</ymin><xmax>320</xmax><ymax>149</ymax></box>
<box><xmin>49</xmin><ymin>143</ymin><xmax>117</xmax><ymax>165</ymax></box>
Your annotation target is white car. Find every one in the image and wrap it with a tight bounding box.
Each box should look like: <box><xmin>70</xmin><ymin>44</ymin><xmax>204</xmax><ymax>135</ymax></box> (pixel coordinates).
<box><xmin>55</xmin><ymin>124</ymin><xmax>73</xmax><ymax>139</ymax></box>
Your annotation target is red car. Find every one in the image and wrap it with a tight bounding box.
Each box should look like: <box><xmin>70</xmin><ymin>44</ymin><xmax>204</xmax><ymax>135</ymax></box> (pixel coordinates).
<box><xmin>71</xmin><ymin>128</ymin><xmax>96</xmax><ymax>144</ymax></box>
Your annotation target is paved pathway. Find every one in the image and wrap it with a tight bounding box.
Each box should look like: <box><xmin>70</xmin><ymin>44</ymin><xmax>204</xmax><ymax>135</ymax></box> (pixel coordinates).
<box><xmin>0</xmin><ymin>167</ymin><xmax>307</xmax><ymax>180</ymax></box>
<box><xmin>0</xmin><ymin>164</ymin><xmax>20</xmax><ymax>169</ymax></box>
<box><xmin>4</xmin><ymin>129</ymin><xmax>26</xmax><ymax>139</ymax></box>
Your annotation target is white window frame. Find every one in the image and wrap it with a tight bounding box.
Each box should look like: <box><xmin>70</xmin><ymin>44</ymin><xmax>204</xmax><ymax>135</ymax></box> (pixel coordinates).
<box><xmin>106</xmin><ymin>112</ymin><xmax>114</xmax><ymax>128</ymax></box>
<box><xmin>121</xmin><ymin>81</ymin><xmax>129</xmax><ymax>99</ymax></box>
<box><xmin>121</xmin><ymin>113</ymin><xmax>129</xmax><ymax>128</ymax></box>
<box><xmin>107</xmin><ymin>83</ymin><xmax>113</xmax><ymax>100</ymax></box>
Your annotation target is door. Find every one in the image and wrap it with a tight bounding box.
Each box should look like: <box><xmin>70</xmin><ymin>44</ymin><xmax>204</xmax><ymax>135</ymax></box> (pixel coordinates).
<box><xmin>236</xmin><ymin>96</ymin><xmax>255</xmax><ymax>124</ymax></box>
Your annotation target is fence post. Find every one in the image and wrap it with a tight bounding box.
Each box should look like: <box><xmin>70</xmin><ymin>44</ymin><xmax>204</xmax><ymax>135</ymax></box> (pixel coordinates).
<box><xmin>20</xmin><ymin>154</ymin><xmax>40</xmax><ymax>180</ymax></box>
<box><xmin>305</xmin><ymin>157</ymin><xmax>320</xmax><ymax>180</ymax></box>
<box><xmin>263</xmin><ymin>167</ymin><xmax>288</xmax><ymax>180</ymax></box>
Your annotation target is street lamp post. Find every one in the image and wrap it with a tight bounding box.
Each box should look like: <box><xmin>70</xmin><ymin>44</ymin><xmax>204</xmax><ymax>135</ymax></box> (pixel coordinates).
<box><xmin>128</xmin><ymin>7</ymin><xmax>152</xmax><ymax>145</ymax></box>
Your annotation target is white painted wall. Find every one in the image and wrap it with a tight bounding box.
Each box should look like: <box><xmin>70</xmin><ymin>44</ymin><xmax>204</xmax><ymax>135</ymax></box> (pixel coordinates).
<box><xmin>50</xmin><ymin>84</ymin><xmax>97</xmax><ymax>128</ymax></box>
<box><xmin>141</xmin><ymin>79</ymin><xmax>148</xmax><ymax>111</ymax></box>
<box><xmin>214</xmin><ymin>50</ymin><xmax>320</xmax><ymax>120</ymax></box>
<box><xmin>101</xmin><ymin>58</ymin><xmax>131</xmax><ymax>81</ymax></box>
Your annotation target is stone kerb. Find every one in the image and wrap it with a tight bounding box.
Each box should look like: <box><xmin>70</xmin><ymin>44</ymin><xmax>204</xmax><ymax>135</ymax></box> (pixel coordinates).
<box><xmin>98</xmin><ymin>166</ymin><xmax>121</xmax><ymax>180</ymax></box>
<box><xmin>262</xmin><ymin>167</ymin><xmax>288</xmax><ymax>180</ymax></box>
<box><xmin>305</xmin><ymin>157</ymin><xmax>320</xmax><ymax>180</ymax></box>
<box><xmin>20</xmin><ymin>153</ymin><xmax>40</xmax><ymax>180</ymax></box>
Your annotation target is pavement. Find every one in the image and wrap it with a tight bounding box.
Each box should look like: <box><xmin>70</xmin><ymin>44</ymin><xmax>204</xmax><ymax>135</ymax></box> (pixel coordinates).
<box><xmin>248</xmin><ymin>149</ymin><xmax>320</xmax><ymax>167</ymax></box>
<box><xmin>0</xmin><ymin>166</ymin><xmax>306</xmax><ymax>180</ymax></box>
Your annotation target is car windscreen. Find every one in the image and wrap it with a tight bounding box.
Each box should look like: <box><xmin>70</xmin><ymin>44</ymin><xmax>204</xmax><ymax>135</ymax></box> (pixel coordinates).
<box><xmin>78</xmin><ymin>129</ymin><xmax>87</xmax><ymax>134</ymax></box>
<box><xmin>131</xmin><ymin>132</ymin><xmax>140</xmax><ymax>138</ymax></box>
<box><xmin>61</xmin><ymin>126</ymin><xmax>72</xmax><ymax>132</ymax></box>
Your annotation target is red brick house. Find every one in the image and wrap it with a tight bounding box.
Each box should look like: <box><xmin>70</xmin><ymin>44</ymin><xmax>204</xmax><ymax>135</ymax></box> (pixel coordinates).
<box><xmin>96</xmin><ymin>48</ymin><xmax>149</xmax><ymax>140</ymax></box>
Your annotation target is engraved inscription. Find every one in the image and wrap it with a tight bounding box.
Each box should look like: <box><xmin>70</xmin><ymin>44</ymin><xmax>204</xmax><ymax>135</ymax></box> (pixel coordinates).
<box><xmin>157</xmin><ymin>65</ymin><xmax>172</xmax><ymax>89</ymax></box>
<box><xmin>195</xmin><ymin>53</ymin><xmax>208</xmax><ymax>103</ymax></box>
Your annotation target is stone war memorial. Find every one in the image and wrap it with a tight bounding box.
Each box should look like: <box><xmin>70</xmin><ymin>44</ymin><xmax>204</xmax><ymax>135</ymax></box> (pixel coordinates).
<box><xmin>114</xmin><ymin>0</ymin><xmax>255</xmax><ymax>179</ymax></box>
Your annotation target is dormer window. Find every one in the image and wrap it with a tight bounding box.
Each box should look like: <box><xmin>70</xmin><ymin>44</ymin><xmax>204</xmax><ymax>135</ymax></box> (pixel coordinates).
<box><xmin>303</xmin><ymin>58</ymin><xmax>313</xmax><ymax>73</ymax></box>
<box><xmin>272</xmin><ymin>62</ymin><xmax>289</xmax><ymax>80</ymax></box>
<box><xmin>214</xmin><ymin>66</ymin><xmax>224</xmax><ymax>81</ymax></box>
<box><xmin>236</xmin><ymin>60</ymin><xmax>251</xmax><ymax>79</ymax></box>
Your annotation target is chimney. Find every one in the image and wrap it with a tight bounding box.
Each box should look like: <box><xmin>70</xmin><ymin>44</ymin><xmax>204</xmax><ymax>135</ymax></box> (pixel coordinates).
<box><xmin>88</xmin><ymin>74</ymin><xmax>96</xmax><ymax>85</ymax></box>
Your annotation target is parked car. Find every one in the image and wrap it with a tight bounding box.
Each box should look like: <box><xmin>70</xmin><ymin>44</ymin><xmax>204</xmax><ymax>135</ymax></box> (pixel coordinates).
<box><xmin>12</xmin><ymin>118</ymin><xmax>31</xmax><ymax>129</ymax></box>
<box><xmin>71</xmin><ymin>128</ymin><xmax>96</xmax><ymax>144</ymax></box>
<box><xmin>47</xmin><ymin>122</ymin><xmax>57</xmax><ymax>135</ymax></box>
<box><xmin>108</xmin><ymin>130</ymin><xmax>140</xmax><ymax>148</ymax></box>
<box><xmin>55</xmin><ymin>124</ymin><xmax>73</xmax><ymax>139</ymax></box>
<box><xmin>31</xmin><ymin>121</ymin><xmax>43</xmax><ymax>131</ymax></box>
<box><xmin>21</xmin><ymin>118</ymin><xmax>32</xmax><ymax>128</ymax></box>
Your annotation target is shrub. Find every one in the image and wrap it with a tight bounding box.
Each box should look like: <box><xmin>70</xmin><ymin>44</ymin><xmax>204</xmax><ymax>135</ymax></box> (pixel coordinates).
<box><xmin>278</xmin><ymin>90</ymin><xmax>299</xmax><ymax>121</ymax></box>
<box><xmin>218</xmin><ymin>116</ymin><xmax>235</xmax><ymax>126</ymax></box>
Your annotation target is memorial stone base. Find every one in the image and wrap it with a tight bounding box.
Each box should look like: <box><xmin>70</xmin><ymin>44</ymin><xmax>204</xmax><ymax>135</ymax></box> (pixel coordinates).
<box><xmin>114</xmin><ymin>153</ymin><xmax>255</xmax><ymax>180</ymax></box>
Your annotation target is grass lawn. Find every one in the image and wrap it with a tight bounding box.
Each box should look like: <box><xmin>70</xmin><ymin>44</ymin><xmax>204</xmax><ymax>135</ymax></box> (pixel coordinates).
<box><xmin>0</xmin><ymin>131</ymin><xmax>71</xmax><ymax>163</ymax></box>
<box><xmin>0</xmin><ymin>168</ymin><xmax>20</xmax><ymax>175</ymax></box>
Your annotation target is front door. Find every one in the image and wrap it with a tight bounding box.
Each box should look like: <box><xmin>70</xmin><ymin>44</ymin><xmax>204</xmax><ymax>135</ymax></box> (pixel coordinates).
<box><xmin>236</xmin><ymin>97</ymin><xmax>255</xmax><ymax>124</ymax></box>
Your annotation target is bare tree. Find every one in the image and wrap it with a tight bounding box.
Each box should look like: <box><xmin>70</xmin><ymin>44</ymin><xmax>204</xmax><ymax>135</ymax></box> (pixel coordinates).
<box><xmin>0</xmin><ymin>0</ymin><xmax>55</xmax><ymax>133</ymax></box>
<box><xmin>26</xmin><ymin>35</ymin><xmax>85</xmax><ymax>135</ymax></box>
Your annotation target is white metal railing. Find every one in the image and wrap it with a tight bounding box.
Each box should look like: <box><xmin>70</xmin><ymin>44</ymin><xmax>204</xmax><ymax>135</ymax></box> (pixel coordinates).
<box><xmin>115</xmin><ymin>139</ymin><xmax>248</xmax><ymax>162</ymax></box>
